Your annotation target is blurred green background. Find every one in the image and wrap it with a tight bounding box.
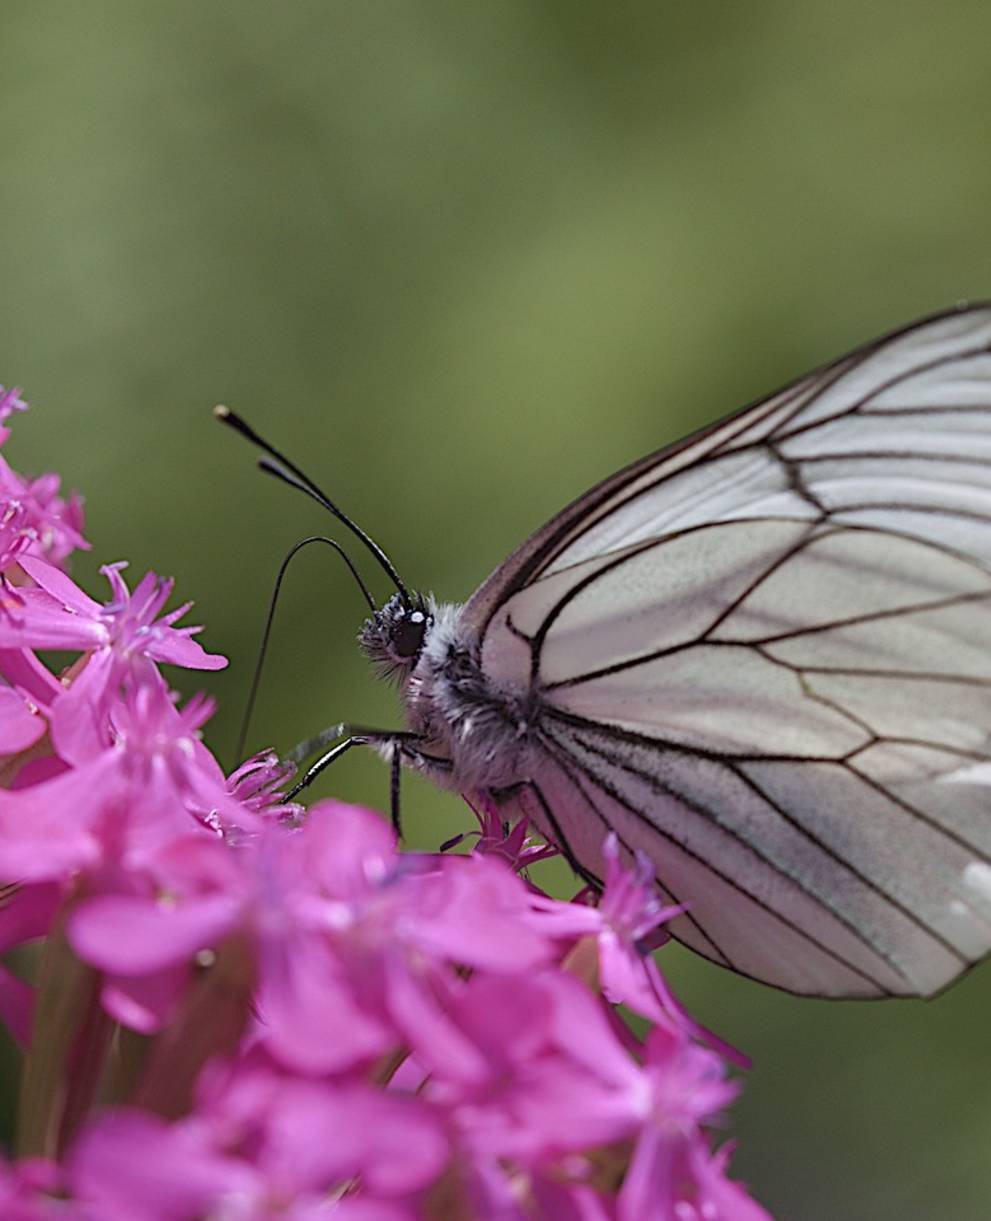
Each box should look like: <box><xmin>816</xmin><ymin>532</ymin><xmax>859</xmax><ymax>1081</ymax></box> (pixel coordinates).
<box><xmin>2</xmin><ymin>2</ymin><xmax>990</xmax><ymax>1216</ymax></box>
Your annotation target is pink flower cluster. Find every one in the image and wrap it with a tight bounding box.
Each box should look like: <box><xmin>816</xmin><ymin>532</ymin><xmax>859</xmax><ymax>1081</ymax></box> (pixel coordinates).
<box><xmin>0</xmin><ymin>388</ymin><xmax>772</xmax><ymax>1219</ymax></box>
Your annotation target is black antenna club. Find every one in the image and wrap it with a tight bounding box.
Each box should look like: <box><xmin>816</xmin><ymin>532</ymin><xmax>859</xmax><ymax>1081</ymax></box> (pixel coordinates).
<box><xmin>213</xmin><ymin>405</ymin><xmax>412</xmax><ymax>606</ymax></box>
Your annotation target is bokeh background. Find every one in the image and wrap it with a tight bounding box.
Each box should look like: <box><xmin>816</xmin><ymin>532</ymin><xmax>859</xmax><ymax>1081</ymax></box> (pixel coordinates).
<box><xmin>2</xmin><ymin>3</ymin><xmax>990</xmax><ymax>1216</ymax></box>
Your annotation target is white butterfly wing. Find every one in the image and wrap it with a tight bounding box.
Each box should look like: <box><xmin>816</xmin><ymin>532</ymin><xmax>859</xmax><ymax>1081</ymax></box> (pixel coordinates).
<box><xmin>464</xmin><ymin>304</ymin><xmax>991</xmax><ymax>631</ymax></box>
<box><xmin>463</xmin><ymin>305</ymin><xmax>991</xmax><ymax>997</ymax></box>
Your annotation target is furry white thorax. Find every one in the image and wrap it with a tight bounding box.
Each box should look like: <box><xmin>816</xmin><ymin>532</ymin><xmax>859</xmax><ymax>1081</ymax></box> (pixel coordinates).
<box><xmin>399</xmin><ymin>599</ymin><xmax>537</xmax><ymax>792</ymax></box>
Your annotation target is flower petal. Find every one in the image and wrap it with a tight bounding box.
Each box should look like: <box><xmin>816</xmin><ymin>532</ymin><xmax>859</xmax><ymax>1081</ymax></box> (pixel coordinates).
<box><xmin>0</xmin><ymin>687</ymin><xmax>45</xmax><ymax>754</ymax></box>
<box><xmin>0</xmin><ymin>587</ymin><xmax>104</xmax><ymax>651</ymax></box>
<box><xmin>49</xmin><ymin>650</ymin><xmax>115</xmax><ymax>764</ymax></box>
<box><xmin>69</xmin><ymin>893</ymin><xmax>243</xmax><ymax>974</ymax></box>
<box><xmin>147</xmin><ymin>631</ymin><xmax>227</xmax><ymax>671</ymax></box>
<box><xmin>17</xmin><ymin>555</ymin><xmax>101</xmax><ymax>617</ymax></box>
<box><xmin>68</xmin><ymin>1110</ymin><xmax>255</xmax><ymax>1217</ymax></box>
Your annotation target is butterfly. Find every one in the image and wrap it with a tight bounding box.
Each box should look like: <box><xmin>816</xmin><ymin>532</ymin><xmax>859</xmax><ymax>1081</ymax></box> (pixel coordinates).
<box><xmin>219</xmin><ymin>302</ymin><xmax>991</xmax><ymax>1000</ymax></box>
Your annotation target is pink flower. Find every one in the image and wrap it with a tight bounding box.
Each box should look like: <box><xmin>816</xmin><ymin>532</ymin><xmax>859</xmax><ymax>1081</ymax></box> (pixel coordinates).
<box><xmin>0</xmin><ymin>1156</ymin><xmax>63</xmax><ymax>1221</ymax></box>
<box><xmin>0</xmin><ymin>454</ymin><xmax>86</xmax><ymax>567</ymax></box>
<box><xmin>246</xmin><ymin>807</ymin><xmax>572</xmax><ymax>1076</ymax></box>
<box><xmin>45</xmin><ymin>792</ymin><xmax>772</xmax><ymax>1217</ymax></box>
<box><xmin>0</xmin><ymin>686</ymin><xmax>46</xmax><ymax>755</ymax></box>
<box><xmin>67</xmin><ymin>834</ymin><xmax>245</xmax><ymax>1032</ymax></box>
<box><xmin>1</xmin><ymin>557</ymin><xmax>225</xmax><ymax>762</ymax></box>
<box><xmin>577</xmin><ymin>837</ymin><xmax>751</xmax><ymax>1069</ymax></box>
<box><xmin>0</xmin><ymin>685</ymin><xmax>252</xmax><ymax>888</ymax></box>
<box><xmin>609</xmin><ymin>1026</ymin><xmax>767</xmax><ymax>1221</ymax></box>
<box><xmin>443</xmin><ymin>796</ymin><xmax>559</xmax><ymax>873</ymax></box>
<box><xmin>67</xmin><ymin>1058</ymin><xmax>448</xmax><ymax>1220</ymax></box>
<box><xmin>68</xmin><ymin>802</ymin><xmax>573</xmax><ymax>1069</ymax></box>
<box><xmin>466</xmin><ymin>1163</ymin><xmax>612</xmax><ymax>1221</ymax></box>
<box><xmin>0</xmin><ymin>644</ymin><xmax>62</xmax><ymax>714</ymax></box>
<box><xmin>0</xmin><ymin>383</ymin><xmax>772</xmax><ymax>1220</ymax></box>
<box><xmin>0</xmin><ymin>503</ymin><xmax>34</xmax><ymax>574</ymax></box>
<box><xmin>67</xmin><ymin>1110</ymin><xmax>254</xmax><ymax>1221</ymax></box>
<box><xmin>0</xmin><ymin>385</ymin><xmax>28</xmax><ymax>423</ymax></box>
<box><xmin>0</xmin><ymin>387</ymin><xmax>29</xmax><ymax>458</ymax></box>
<box><xmin>589</xmin><ymin>835</ymin><xmax>684</xmax><ymax>1021</ymax></box>
<box><xmin>198</xmin><ymin>1053</ymin><xmax>450</xmax><ymax>1198</ymax></box>
<box><xmin>227</xmin><ymin>749</ymin><xmax>304</xmax><ymax>823</ymax></box>
<box><xmin>433</xmin><ymin>969</ymin><xmax>668</xmax><ymax>1165</ymax></box>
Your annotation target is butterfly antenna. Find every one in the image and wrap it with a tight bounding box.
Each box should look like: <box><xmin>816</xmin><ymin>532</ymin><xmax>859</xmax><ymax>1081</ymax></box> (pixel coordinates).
<box><xmin>235</xmin><ymin>534</ymin><xmax>377</xmax><ymax>763</ymax></box>
<box><xmin>214</xmin><ymin>405</ymin><xmax>413</xmax><ymax>606</ymax></box>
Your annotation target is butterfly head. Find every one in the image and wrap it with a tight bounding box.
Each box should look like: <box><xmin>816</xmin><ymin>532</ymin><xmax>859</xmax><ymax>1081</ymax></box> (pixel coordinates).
<box><xmin>359</xmin><ymin>592</ymin><xmax>433</xmax><ymax>682</ymax></box>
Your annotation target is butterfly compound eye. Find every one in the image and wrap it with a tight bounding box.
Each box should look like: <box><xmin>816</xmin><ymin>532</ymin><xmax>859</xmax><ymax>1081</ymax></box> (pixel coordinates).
<box><xmin>392</xmin><ymin>609</ymin><xmax>428</xmax><ymax>659</ymax></box>
<box><xmin>358</xmin><ymin>594</ymin><xmax>431</xmax><ymax>679</ymax></box>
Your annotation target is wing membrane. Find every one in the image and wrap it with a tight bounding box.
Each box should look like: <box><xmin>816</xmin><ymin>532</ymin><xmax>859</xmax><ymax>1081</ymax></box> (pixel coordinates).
<box><xmin>463</xmin><ymin>304</ymin><xmax>991</xmax><ymax>634</ymax></box>
<box><xmin>492</xmin><ymin>748</ymin><xmax>935</xmax><ymax>997</ymax></box>
<box><xmin>462</xmin><ymin>305</ymin><xmax>991</xmax><ymax>996</ymax></box>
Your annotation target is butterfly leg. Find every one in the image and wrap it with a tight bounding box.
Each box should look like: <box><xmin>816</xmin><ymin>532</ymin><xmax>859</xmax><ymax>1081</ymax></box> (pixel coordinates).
<box><xmin>285</xmin><ymin>735</ymin><xmax>367</xmax><ymax>799</ymax></box>
<box><xmin>389</xmin><ymin>743</ymin><xmax>402</xmax><ymax>836</ymax></box>
<box><xmin>384</xmin><ymin>738</ymin><xmax>458</xmax><ymax>837</ymax></box>
<box><xmin>286</xmin><ymin>723</ymin><xmax>349</xmax><ymax>765</ymax></box>
<box><xmin>286</xmin><ymin>725</ymin><xmax>440</xmax><ymax>839</ymax></box>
